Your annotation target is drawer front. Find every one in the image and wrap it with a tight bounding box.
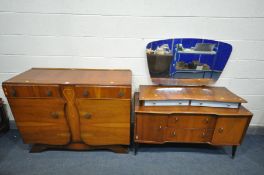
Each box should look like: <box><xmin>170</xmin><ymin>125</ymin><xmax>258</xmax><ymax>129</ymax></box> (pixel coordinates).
<box><xmin>8</xmin><ymin>98</ymin><xmax>70</xmax><ymax>145</ymax></box>
<box><xmin>3</xmin><ymin>84</ymin><xmax>61</xmax><ymax>98</ymax></box>
<box><xmin>75</xmin><ymin>86</ymin><xmax>131</xmax><ymax>99</ymax></box>
<box><xmin>191</xmin><ymin>100</ymin><xmax>239</xmax><ymax>108</ymax></box>
<box><xmin>165</xmin><ymin>128</ymin><xmax>213</xmax><ymax>143</ymax></box>
<box><xmin>144</xmin><ymin>100</ymin><xmax>189</xmax><ymax>106</ymax></box>
<box><xmin>167</xmin><ymin>115</ymin><xmax>216</xmax><ymax>129</ymax></box>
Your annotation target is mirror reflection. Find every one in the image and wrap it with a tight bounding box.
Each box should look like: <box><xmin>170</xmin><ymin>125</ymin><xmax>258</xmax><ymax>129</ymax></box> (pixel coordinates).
<box><xmin>146</xmin><ymin>38</ymin><xmax>232</xmax><ymax>81</ymax></box>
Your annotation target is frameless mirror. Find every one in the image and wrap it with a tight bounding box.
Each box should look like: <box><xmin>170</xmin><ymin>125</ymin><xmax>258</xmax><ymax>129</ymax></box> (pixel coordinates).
<box><xmin>146</xmin><ymin>38</ymin><xmax>232</xmax><ymax>85</ymax></box>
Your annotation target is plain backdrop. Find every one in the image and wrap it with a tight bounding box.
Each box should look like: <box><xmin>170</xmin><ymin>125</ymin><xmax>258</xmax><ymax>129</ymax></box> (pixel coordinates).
<box><xmin>0</xmin><ymin>0</ymin><xmax>264</xmax><ymax>126</ymax></box>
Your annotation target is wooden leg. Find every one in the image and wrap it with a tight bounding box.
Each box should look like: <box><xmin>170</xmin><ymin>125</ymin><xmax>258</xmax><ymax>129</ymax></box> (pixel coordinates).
<box><xmin>30</xmin><ymin>144</ymin><xmax>48</xmax><ymax>153</ymax></box>
<box><xmin>232</xmin><ymin>145</ymin><xmax>237</xmax><ymax>159</ymax></box>
<box><xmin>134</xmin><ymin>142</ymin><xmax>138</xmax><ymax>155</ymax></box>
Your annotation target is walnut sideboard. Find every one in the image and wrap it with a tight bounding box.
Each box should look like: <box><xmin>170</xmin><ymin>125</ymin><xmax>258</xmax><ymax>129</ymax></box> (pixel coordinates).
<box><xmin>134</xmin><ymin>85</ymin><xmax>253</xmax><ymax>158</ymax></box>
<box><xmin>2</xmin><ymin>68</ymin><xmax>132</xmax><ymax>153</ymax></box>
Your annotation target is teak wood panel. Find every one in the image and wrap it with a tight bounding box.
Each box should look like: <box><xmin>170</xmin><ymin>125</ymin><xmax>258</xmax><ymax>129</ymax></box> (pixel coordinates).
<box><xmin>76</xmin><ymin>99</ymin><xmax>130</xmax><ymax>145</ymax></box>
<box><xmin>3</xmin><ymin>84</ymin><xmax>61</xmax><ymax>98</ymax></box>
<box><xmin>4</xmin><ymin>68</ymin><xmax>132</xmax><ymax>86</ymax></box>
<box><xmin>165</xmin><ymin>128</ymin><xmax>214</xmax><ymax>143</ymax></box>
<box><xmin>75</xmin><ymin>86</ymin><xmax>131</xmax><ymax>99</ymax></box>
<box><xmin>211</xmin><ymin>117</ymin><xmax>249</xmax><ymax>145</ymax></box>
<box><xmin>8</xmin><ymin>98</ymin><xmax>71</xmax><ymax>145</ymax></box>
<box><xmin>167</xmin><ymin>115</ymin><xmax>216</xmax><ymax>129</ymax></box>
<box><xmin>139</xmin><ymin>85</ymin><xmax>246</xmax><ymax>103</ymax></box>
<box><xmin>135</xmin><ymin>114</ymin><xmax>167</xmax><ymax>142</ymax></box>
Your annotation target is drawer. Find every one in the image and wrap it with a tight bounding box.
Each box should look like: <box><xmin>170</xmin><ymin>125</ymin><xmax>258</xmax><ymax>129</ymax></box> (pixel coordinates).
<box><xmin>167</xmin><ymin>115</ymin><xmax>216</xmax><ymax>129</ymax></box>
<box><xmin>144</xmin><ymin>100</ymin><xmax>189</xmax><ymax>106</ymax></box>
<box><xmin>191</xmin><ymin>100</ymin><xmax>239</xmax><ymax>108</ymax></box>
<box><xmin>3</xmin><ymin>84</ymin><xmax>61</xmax><ymax>98</ymax></box>
<box><xmin>75</xmin><ymin>86</ymin><xmax>131</xmax><ymax>99</ymax></box>
<box><xmin>165</xmin><ymin>128</ymin><xmax>214</xmax><ymax>143</ymax></box>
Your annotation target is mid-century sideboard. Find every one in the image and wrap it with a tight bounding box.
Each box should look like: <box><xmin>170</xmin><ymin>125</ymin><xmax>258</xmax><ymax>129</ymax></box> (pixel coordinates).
<box><xmin>2</xmin><ymin>68</ymin><xmax>132</xmax><ymax>153</ymax></box>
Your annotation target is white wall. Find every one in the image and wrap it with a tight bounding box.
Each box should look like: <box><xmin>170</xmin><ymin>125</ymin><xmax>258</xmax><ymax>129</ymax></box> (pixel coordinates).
<box><xmin>0</xmin><ymin>0</ymin><xmax>264</xmax><ymax>125</ymax></box>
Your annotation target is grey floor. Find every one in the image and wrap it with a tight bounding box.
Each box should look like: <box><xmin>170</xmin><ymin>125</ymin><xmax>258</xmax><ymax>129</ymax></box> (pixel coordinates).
<box><xmin>0</xmin><ymin>130</ymin><xmax>264</xmax><ymax>175</ymax></box>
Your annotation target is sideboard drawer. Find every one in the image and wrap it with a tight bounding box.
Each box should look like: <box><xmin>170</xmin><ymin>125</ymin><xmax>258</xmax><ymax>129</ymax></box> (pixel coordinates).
<box><xmin>3</xmin><ymin>85</ymin><xmax>34</xmax><ymax>97</ymax></box>
<box><xmin>75</xmin><ymin>86</ymin><xmax>131</xmax><ymax>99</ymax></box>
<box><xmin>3</xmin><ymin>85</ymin><xmax>61</xmax><ymax>98</ymax></box>
<box><xmin>165</xmin><ymin>128</ymin><xmax>213</xmax><ymax>143</ymax></box>
<box><xmin>167</xmin><ymin>115</ymin><xmax>216</xmax><ymax>129</ymax></box>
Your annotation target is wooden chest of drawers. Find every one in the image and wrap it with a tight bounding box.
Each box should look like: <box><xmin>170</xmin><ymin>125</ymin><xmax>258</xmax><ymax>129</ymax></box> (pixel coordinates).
<box><xmin>2</xmin><ymin>68</ymin><xmax>132</xmax><ymax>153</ymax></box>
<box><xmin>134</xmin><ymin>86</ymin><xmax>253</xmax><ymax>158</ymax></box>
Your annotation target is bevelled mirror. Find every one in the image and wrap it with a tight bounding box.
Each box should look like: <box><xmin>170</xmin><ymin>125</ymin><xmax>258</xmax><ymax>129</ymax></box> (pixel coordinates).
<box><xmin>146</xmin><ymin>38</ymin><xmax>232</xmax><ymax>86</ymax></box>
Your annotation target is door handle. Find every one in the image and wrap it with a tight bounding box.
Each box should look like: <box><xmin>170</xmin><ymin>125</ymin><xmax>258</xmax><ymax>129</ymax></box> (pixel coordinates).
<box><xmin>84</xmin><ymin>113</ymin><xmax>92</xmax><ymax>119</ymax></box>
<box><xmin>51</xmin><ymin>112</ymin><xmax>59</xmax><ymax>119</ymax></box>
<box><xmin>218</xmin><ymin>127</ymin><xmax>224</xmax><ymax>133</ymax></box>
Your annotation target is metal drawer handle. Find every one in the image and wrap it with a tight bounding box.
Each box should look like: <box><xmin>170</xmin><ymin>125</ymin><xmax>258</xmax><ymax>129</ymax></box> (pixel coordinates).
<box><xmin>51</xmin><ymin>112</ymin><xmax>59</xmax><ymax>119</ymax></box>
<box><xmin>173</xmin><ymin>131</ymin><xmax>176</xmax><ymax>136</ymax></box>
<box><xmin>202</xmin><ymin>132</ymin><xmax>206</xmax><ymax>138</ymax></box>
<box><xmin>204</xmin><ymin>118</ymin><xmax>209</xmax><ymax>123</ymax></box>
<box><xmin>118</xmin><ymin>91</ymin><xmax>125</xmax><ymax>97</ymax></box>
<box><xmin>11</xmin><ymin>88</ymin><xmax>17</xmax><ymax>97</ymax></box>
<box><xmin>159</xmin><ymin>125</ymin><xmax>162</xmax><ymax>129</ymax></box>
<box><xmin>218</xmin><ymin>127</ymin><xmax>224</xmax><ymax>133</ymax></box>
<box><xmin>83</xmin><ymin>90</ymin><xmax>89</xmax><ymax>97</ymax></box>
<box><xmin>84</xmin><ymin>113</ymin><xmax>92</xmax><ymax>119</ymax></box>
<box><xmin>47</xmin><ymin>90</ymin><xmax>52</xmax><ymax>97</ymax></box>
<box><xmin>175</xmin><ymin>117</ymin><xmax>179</xmax><ymax>122</ymax></box>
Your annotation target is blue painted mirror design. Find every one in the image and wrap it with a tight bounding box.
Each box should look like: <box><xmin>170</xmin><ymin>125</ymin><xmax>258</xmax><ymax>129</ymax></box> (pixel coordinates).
<box><xmin>146</xmin><ymin>38</ymin><xmax>232</xmax><ymax>81</ymax></box>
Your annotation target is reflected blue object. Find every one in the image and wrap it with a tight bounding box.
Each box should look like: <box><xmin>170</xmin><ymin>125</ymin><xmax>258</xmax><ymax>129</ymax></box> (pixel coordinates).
<box><xmin>146</xmin><ymin>38</ymin><xmax>232</xmax><ymax>80</ymax></box>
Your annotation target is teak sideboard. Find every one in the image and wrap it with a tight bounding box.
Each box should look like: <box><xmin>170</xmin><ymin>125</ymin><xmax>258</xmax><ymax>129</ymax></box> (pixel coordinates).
<box><xmin>134</xmin><ymin>85</ymin><xmax>253</xmax><ymax>158</ymax></box>
<box><xmin>2</xmin><ymin>68</ymin><xmax>131</xmax><ymax>153</ymax></box>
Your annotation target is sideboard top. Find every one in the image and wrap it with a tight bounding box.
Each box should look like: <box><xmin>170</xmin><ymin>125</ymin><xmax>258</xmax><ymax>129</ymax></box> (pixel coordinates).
<box><xmin>139</xmin><ymin>85</ymin><xmax>247</xmax><ymax>103</ymax></box>
<box><xmin>3</xmin><ymin>68</ymin><xmax>132</xmax><ymax>86</ymax></box>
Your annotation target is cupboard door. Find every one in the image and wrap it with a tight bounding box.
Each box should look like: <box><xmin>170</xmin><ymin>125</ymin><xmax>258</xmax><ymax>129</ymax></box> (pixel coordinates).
<box><xmin>8</xmin><ymin>98</ymin><xmax>70</xmax><ymax>145</ymax></box>
<box><xmin>211</xmin><ymin>117</ymin><xmax>249</xmax><ymax>145</ymax></box>
<box><xmin>135</xmin><ymin>114</ymin><xmax>167</xmax><ymax>143</ymax></box>
<box><xmin>77</xmin><ymin>99</ymin><xmax>130</xmax><ymax>145</ymax></box>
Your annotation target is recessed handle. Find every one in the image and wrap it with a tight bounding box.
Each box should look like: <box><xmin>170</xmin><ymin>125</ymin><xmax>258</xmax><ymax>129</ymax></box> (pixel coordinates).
<box><xmin>84</xmin><ymin>113</ymin><xmax>92</xmax><ymax>119</ymax></box>
<box><xmin>118</xmin><ymin>91</ymin><xmax>125</xmax><ymax>97</ymax></box>
<box><xmin>83</xmin><ymin>90</ymin><xmax>89</xmax><ymax>97</ymax></box>
<box><xmin>47</xmin><ymin>90</ymin><xmax>52</xmax><ymax>97</ymax></box>
<box><xmin>218</xmin><ymin>127</ymin><xmax>224</xmax><ymax>133</ymax></box>
<box><xmin>51</xmin><ymin>112</ymin><xmax>59</xmax><ymax>119</ymax></box>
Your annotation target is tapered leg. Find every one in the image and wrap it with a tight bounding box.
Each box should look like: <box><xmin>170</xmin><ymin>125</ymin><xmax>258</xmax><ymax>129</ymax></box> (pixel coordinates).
<box><xmin>232</xmin><ymin>145</ymin><xmax>237</xmax><ymax>159</ymax></box>
<box><xmin>134</xmin><ymin>142</ymin><xmax>138</xmax><ymax>155</ymax></box>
